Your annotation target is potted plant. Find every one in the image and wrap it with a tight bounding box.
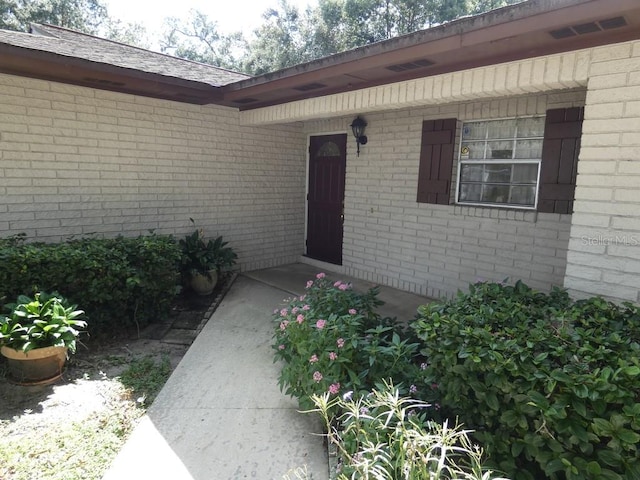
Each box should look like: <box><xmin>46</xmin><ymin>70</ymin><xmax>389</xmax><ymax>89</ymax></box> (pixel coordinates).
<box><xmin>0</xmin><ymin>292</ymin><xmax>87</xmax><ymax>385</ymax></box>
<box><xmin>179</xmin><ymin>228</ymin><xmax>237</xmax><ymax>295</ymax></box>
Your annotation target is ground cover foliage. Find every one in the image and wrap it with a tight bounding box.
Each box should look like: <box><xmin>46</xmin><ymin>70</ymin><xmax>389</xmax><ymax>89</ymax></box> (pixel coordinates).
<box><xmin>0</xmin><ymin>351</ymin><xmax>175</xmax><ymax>480</ymax></box>
<box><xmin>273</xmin><ymin>275</ymin><xmax>640</xmax><ymax>480</ymax></box>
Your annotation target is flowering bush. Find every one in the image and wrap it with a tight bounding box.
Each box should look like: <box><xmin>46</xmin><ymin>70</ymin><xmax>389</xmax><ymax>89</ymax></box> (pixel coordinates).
<box><xmin>273</xmin><ymin>273</ymin><xmax>420</xmax><ymax>409</ymax></box>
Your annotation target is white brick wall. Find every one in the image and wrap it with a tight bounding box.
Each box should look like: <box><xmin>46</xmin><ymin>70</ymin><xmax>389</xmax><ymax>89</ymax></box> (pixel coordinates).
<box><xmin>565</xmin><ymin>42</ymin><xmax>640</xmax><ymax>304</ymax></box>
<box><xmin>3</xmin><ymin>38</ymin><xmax>640</xmax><ymax>304</ymax></box>
<box><xmin>303</xmin><ymin>91</ymin><xmax>585</xmax><ymax>298</ymax></box>
<box><xmin>0</xmin><ymin>74</ymin><xmax>307</xmax><ymax>271</ymax></box>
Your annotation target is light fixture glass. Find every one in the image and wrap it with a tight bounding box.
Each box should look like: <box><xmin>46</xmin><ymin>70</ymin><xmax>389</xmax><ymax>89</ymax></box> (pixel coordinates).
<box><xmin>350</xmin><ymin>116</ymin><xmax>368</xmax><ymax>156</ymax></box>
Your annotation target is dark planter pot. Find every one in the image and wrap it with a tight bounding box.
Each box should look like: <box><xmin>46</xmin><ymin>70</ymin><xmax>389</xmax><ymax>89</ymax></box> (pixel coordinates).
<box><xmin>1</xmin><ymin>345</ymin><xmax>68</xmax><ymax>385</ymax></box>
<box><xmin>190</xmin><ymin>269</ymin><xmax>218</xmax><ymax>296</ymax></box>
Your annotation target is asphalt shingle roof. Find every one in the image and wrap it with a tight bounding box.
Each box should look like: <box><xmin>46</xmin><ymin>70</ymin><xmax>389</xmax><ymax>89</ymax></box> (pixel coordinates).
<box><xmin>0</xmin><ymin>24</ymin><xmax>249</xmax><ymax>87</ymax></box>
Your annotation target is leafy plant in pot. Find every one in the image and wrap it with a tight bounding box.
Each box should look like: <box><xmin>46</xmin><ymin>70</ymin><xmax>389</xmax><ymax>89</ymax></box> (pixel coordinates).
<box><xmin>0</xmin><ymin>292</ymin><xmax>87</xmax><ymax>385</ymax></box>
<box><xmin>179</xmin><ymin>228</ymin><xmax>237</xmax><ymax>296</ymax></box>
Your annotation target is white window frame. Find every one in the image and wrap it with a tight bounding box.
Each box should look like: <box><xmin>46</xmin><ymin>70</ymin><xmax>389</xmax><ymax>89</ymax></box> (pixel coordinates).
<box><xmin>455</xmin><ymin>115</ymin><xmax>545</xmax><ymax>210</ymax></box>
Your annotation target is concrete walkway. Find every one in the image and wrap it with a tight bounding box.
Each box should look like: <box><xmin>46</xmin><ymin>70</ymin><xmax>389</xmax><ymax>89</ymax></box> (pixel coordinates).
<box><xmin>103</xmin><ymin>263</ymin><xmax>430</xmax><ymax>480</ymax></box>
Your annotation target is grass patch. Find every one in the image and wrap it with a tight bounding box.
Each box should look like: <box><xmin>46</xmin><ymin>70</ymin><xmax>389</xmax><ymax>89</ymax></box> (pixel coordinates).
<box><xmin>0</xmin><ymin>384</ymin><xmax>141</xmax><ymax>480</ymax></box>
<box><xmin>119</xmin><ymin>355</ymin><xmax>172</xmax><ymax>407</ymax></box>
<box><xmin>0</xmin><ymin>354</ymin><xmax>175</xmax><ymax>480</ymax></box>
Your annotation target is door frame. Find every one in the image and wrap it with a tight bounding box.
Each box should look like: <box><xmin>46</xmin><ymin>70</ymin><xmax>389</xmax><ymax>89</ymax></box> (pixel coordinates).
<box><xmin>304</xmin><ymin>130</ymin><xmax>348</xmax><ymax>260</ymax></box>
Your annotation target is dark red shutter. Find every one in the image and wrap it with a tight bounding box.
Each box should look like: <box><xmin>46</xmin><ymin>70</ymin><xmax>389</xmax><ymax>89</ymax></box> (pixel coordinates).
<box><xmin>417</xmin><ymin>118</ymin><xmax>457</xmax><ymax>204</ymax></box>
<box><xmin>538</xmin><ymin>107</ymin><xmax>584</xmax><ymax>214</ymax></box>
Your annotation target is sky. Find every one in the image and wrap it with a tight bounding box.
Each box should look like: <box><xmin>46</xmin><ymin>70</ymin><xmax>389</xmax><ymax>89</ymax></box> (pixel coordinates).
<box><xmin>104</xmin><ymin>0</ymin><xmax>316</xmax><ymax>38</ymax></box>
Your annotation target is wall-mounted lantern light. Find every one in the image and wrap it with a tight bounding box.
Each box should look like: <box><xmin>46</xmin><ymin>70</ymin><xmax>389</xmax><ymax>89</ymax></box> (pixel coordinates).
<box><xmin>350</xmin><ymin>116</ymin><xmax>368</xmax><ymax>156</ymax></box>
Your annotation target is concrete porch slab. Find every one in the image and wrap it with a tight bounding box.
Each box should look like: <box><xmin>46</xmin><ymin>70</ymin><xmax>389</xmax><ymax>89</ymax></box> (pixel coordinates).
<box><xmin>244</xmin><ymin>262</ymin><xmax>431</xmax><ymax>322</ymax></box>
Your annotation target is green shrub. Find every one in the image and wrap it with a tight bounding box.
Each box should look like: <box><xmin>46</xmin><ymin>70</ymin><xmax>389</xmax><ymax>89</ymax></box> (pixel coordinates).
<box><xmin>273</xmin><ymin>273</ymin><xmax>420</xmax><ymax>410</ymax></box>
<box><xmin>0</xmin><ymin>234</ymin><xmax>181</xmax><ymax>335</ymax></box>
<box><xmin>412</xmin><ymin>280</ymin><xmax>640</xmax><ymax>480</ymax></box>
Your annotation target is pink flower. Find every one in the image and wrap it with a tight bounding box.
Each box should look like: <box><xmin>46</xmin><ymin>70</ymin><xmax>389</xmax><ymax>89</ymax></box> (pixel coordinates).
<box><xmin>278</xmin><ymin>344</ymin><xmax>285</xmax><ymax>350</ymax></box>
<box><xmin>309</xmin><ymin>354</ymin><xmax>318</xmax><ymax>363</ymax></box>
<box><xmin>333</xmin><ymin>280</ymin><xmax>342</xmax><ymax>287</ymax></box>
<box><xmin>337</xmin><ymin>338</ymin><xmax>345</xmax><ymax>348</ymax></box>
<box><xmin>280</xmin><ymin>308</ymin><xmax>288</xmax><ymax>317</ymax></box>
<box><xmin>299</xmin><ymin>295</ymin><xmax>306</xmax><ymax>301</ymax></box>
<box><xmin>306</xmin><ymin>280</ymin><xmax>313</xmax><ymax>289</ymax></box>
<box><xmin>292</xmin><ymin>307</ymin><xmax>299</xmax><ymax>314</ymax></box>
<box><xmin>409</xmin><ymin>384</ymin><xmax>418</xmax><ymax>394</ymax></box>
<box><xmin>297</xmin><ymin>314</ymin><xmax>305</xmax><ymax>324</ymax></box>
<box><xmin>316</xmin><ymin>272</ymin><xmax>326</xmax><ymax>279</ymax></box>
<box><xmin>302</xmin><ymin>304</ymin><xmax>310</xmax><ymax>311</ymax></box>
<box><xmin>313</xmin><ymin>371</ymin><xmax>323</xmax><ymax>383</ymax></box>
<box><xmin>329</xmin><ymin>383</ymin><xmax>340</xmax><ymax>394</ymax></box>
<box><xmin>339</xmin><ymin>284</ymin><xmax>349</xmax><ymax>291</ymax></box>
<box><xmin>329</xmin><ymin>352</ymin><xmax>338</xmax><ymax>361</ymax></box>
<box><xmin>348</xmin><ymin>309</ymin><xmax>357</xmax><ymax>315</ymax></box>
<box><xmin>316</xmin><ymin>319</ymin><xmax>326</xmax><ymax>329</ymax></box>
<box><xmin>279</xmin><ymin>321</ymin><xmax>289</xmax><ymax>331</ymax></box>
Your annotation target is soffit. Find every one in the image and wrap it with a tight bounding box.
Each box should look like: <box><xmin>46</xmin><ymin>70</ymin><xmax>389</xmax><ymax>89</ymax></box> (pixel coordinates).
<box><xmin>220</xmin><ymin>0</ymin><xmax>640</xmax><ymax>110</ymax></box>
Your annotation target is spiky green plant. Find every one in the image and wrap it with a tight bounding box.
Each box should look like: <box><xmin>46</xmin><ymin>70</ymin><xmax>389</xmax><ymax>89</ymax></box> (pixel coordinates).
<box><xmin>308</xmin><ymin>381</ymin><xmax>510</xmax><ymax>480</ymax></box>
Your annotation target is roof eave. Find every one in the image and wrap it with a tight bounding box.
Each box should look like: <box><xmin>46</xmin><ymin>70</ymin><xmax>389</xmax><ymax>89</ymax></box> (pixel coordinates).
<box><xmin>0</xmin><ymin>43</ymin><xmax>224</xmax><ymax>105</ymax></box>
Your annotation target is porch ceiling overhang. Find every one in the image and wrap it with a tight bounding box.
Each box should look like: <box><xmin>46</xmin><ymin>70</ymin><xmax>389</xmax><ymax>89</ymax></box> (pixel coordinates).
<box><xmin>221</xmin><ymin>0</ymin><xmax>640</xmax><ymax>110</ymax></box>
<box><xmin>0</xmin><ymin>0</ymin><xmax>639</xmax><ymax>108</ymax></box>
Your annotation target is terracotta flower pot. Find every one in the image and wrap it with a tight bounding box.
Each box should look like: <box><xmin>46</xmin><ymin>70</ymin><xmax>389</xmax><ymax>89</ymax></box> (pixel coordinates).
<box><xmin>1</xmin><ymin>345</ymin><xmax>68</xmax><ymax>385</ymax></box>
<box><xmin>190</xmin><ymin>269</ymin><xmax>218</xmax><ymax>296</ymax></box>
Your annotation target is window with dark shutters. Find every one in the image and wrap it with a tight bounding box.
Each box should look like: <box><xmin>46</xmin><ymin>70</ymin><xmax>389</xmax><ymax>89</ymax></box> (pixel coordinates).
<box><xmin>416</xmin><ymin>118</ymin><xmax>457</xmax><ymax>205</ymax></box>
<box><xmin>538</xmin><ymin>107</ymin><xmax>584</xmax><ymax>214</ymax></box>
<box><xmin>418</xmin><ymin>109</ymin><xmax>584</xmax><ymax>212</ymax></box>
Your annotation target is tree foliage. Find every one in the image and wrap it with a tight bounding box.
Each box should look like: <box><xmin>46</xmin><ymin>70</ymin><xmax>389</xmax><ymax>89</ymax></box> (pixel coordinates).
<box><xmin>0</xmin><ymin>0</ymin><xmax>148</xmax><ymax>47</ymax></box>
<box><xmin>242</xmin><ymin>0</ymin><xmax>317</xmax><ymax>74</ymax></box>
<box><xmin>0</xmin><ymin>0</ymin><xmax>107</xmax><ymax>33</ymax></box>
<box><xmin>161</xmin><ymin>9</ymin><xmax>244</xmax><ymax>72</ymax></box>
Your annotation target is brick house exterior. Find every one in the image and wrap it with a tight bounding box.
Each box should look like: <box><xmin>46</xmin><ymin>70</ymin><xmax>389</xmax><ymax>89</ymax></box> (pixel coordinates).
<box><xmin>1</xmin><ymin>0</ymin><xmax>639</xmax><ymax>303</ymax></box>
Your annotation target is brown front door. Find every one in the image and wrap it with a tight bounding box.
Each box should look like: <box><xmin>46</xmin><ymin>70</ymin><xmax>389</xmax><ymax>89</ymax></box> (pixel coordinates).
<box><xmin>306</xmin><ymin>134</ymin><xmax>347</xmax><ymax>265</ymax></box>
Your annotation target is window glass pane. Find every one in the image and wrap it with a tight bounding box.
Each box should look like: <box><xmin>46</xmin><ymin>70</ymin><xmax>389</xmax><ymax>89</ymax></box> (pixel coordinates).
<box><xmin>482</xmin><ymin>184</ymin><xmax>510</xmax><ymax>203</ymax></box>
<box><xmin>487</xmin><ymin>140</ymin><xmax>513</xmax><ymax>160</ymax></box>
<box><xmin>461</xmin><ymin>142</ymin><xmax>487</xmax><ymax>159</ymax></box>
<box><xmin>487</xmin><ymin>119</ymin><xmax>516</xmax><ymax>139</ymax></box>
<box><xmin>512</xmin><ymin>164</ymin><xmax>538</xmax><ymax>183</ymax></box>
<box><xmin>460</xmin><ymin>164</ymin><xmax>484</xmax><ymax>182</ymax></box>
<box><xmin>514</xmin><ymin>139</ymin><xmax>543</xmax><ymax>159</ymax></box>
<box><xmin>317</xmin><ymin>141</ymin><xmax>340</xmax><ymax>157</ymax></box>
<box><xmin>510</xmin><ymin>186</ymin><xmax>536</xmax><ymax>205</ymax></box>
<box><xmin>459</xmin><ymin>183</ymin><xmax>482</xmax><ymax>202</ymax></box>
<box><xmin>484</xmin><ymin>164</ymin><xmax>512</xmax><ymax>183</ymax></box>
<box><xmin>516</xmin><ymin>117</ymin><xmax>545</xmax><ymax>138</ymax></box>
<box><xmin>457</xmin><ymin>116</ymin><xmax>543</xmax><ymax>209</ymax></box>
<box><xmin>462</xmin><ymin>123</ymin><xmax>486</xmax><ymax>140</ymax></box>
